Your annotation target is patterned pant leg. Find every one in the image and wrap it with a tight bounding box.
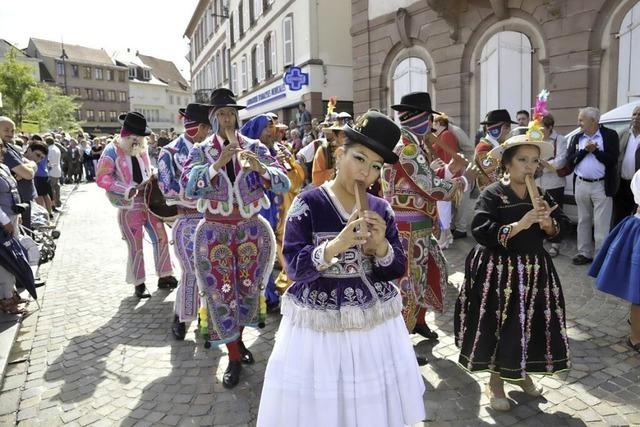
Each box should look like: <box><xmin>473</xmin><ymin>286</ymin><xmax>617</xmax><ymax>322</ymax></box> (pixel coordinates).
<box><xmin>172</xmin><ymin>214</ymin><xmax>201</xmax><ymax>322</ymax></box>
<box><xmin>117</xmin><ymin>207</ymin><xmax>147</xmax><ymax>285</ymax></box>
<box><xmin>194</xmin><ymin>219</ymin><xmax>240</xmax><ymax>345</ymax></box>
<box><xmin>143</xmin><ymin>210</ymin><xmax>174</xmax><ymax>277</ymax></box>
<box><xmin>235</xmin><ymin>216</ymin><xmax>277</xmax><ymax>328</ymax></box>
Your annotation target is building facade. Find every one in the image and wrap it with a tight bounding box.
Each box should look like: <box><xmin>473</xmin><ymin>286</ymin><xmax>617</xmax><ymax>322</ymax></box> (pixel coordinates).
<box><xmin>185</xmin><ymin>0</ymin><xmax>354</xmax><ymax>124</ymax></box>
<box><xmin>26</xmin><ymin>38</ymin><xmax>130</xmax><ymax>135</ymax></box>
<box><xmin>113</xmin><ymin>50</ymin><xmax>192</xmax><ymax>132</ymax></box>
<box><xmin>0</xmin><ymin>39</ymin><xmax>41</xmax><ymax>81</ymax></box>
<box><xmin>352</xmin><ymin>0</ymin><xmax>640</xmax><ymax>135</ymax></box>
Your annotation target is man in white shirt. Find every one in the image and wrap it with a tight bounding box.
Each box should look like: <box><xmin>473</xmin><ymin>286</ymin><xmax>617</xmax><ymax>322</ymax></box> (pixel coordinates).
<box><xmin>46</xmin><ymin>136</ymin><xmax>62</xmax><ymax>209</ymax></box>
<box><xmin>613</xmin><ymin>105</ymin><xmax>640</xmax><ymax>226</ymax></box>
<box><xmin>566</xmin><ymin>107</ymin><xmax>620</xmax><ymax>265</ymax></box>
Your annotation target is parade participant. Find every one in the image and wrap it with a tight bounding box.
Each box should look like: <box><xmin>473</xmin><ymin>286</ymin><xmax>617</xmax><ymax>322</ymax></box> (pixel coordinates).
<box><xmin>96</xmin><ymin>112</ymin><xmax>177</xmax><ymax>299</ymax></box>
<box><xmin>454</xmin><ymin>101</ymin><xmax>571</xmax><ymax>411</ymax></box>
<box><xmin>240</xmin><ymin>115</ymin><xmax>306</xmax><ymax>298</ymax></box>
<box><xmin>311</xmin><ymin>121</ymin><xmax>345</xmax><ymax>186</ymax></box>
<box><xmin>310</xmin><ymin>99</ymin><xmax>345</xmax><ymax>187</ymax></box>
<box><xmin>336</xmin><ymin>111</ymin><xmax>352</xmax><ymax>126</ymax></box>
<box><xmin>181</xmin><ymin>88</ymin><xmax>290</xmax><ymax>388</ymax></box>
<box><xmin>589</xmin><ymin>169</ymin><xmax>640</xmax><ymax>353</ymax></box>
<box><xmin>475</xmin><ymin>109</ymin><xmax>517</xmax><ymax>190</ymax></box>
<box><xmin>432</xmin><ymin>113</ymin><xmax>460</xmax><ymax>249</ymax></box>
<box><xmin>157</xmin><ymin>103</ymin><xmax>212</xmax><ymax>339</ymax></box>
<box><xmin>240</xmin><ymin>114</ymin><xmax>284</xmax><ymax>310</ymax></box>
<box><xmin>257</xmin><ymin>111</ymin><xmax>425</xmax><ymax>427</ymax></box>
<box><xmin>382</xmin><ymin>92</ymin><xmax>468</xmax><ymax>347</ymax></box>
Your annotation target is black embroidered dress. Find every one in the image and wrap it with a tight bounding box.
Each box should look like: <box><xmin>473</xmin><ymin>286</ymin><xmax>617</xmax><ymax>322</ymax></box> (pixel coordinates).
<box><xmin>454</xmin><ymin>181</ymin><xmax>571</xmax><ymax>380</ymax></box>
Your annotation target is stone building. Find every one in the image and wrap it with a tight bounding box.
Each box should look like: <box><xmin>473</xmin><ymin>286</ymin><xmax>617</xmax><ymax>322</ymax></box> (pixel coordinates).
<box><xmin>351</xmin><ymin>0</ymin><xmax>640</xmax><ymax>135</ymax></box>
<box><xmin>26</xmin><ymin>38</ymin><xmax>130</xmax><ymax>135</ymax></box>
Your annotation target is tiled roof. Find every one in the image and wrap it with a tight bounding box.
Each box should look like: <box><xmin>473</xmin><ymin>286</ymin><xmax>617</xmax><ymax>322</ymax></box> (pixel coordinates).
<box><xmin>137</xmin><ymin>53</ymin><xmax>189</xmax><ymax>91</ymax></box>
<box><xmin>30</xmin><ymin>38</ymin><xmax>119</xmax><ymax>67</ymax></box>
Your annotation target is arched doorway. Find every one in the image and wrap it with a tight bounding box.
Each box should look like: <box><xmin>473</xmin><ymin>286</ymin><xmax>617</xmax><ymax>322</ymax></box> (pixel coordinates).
<box><xmin>479</xmin><ymin>31</ymin><xmax>532</xmax><ymax>120</ymax></box>
<box><xmin>617</xmin><ymin>2</ymin><xmax>640</xmax><ymax>105</ymax></box>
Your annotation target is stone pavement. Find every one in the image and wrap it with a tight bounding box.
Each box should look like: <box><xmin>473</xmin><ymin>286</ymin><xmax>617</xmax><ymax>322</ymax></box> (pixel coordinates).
<box><xmin>0</xmin><ymin>183</ymin><xmax>638</xmax><ymax>426</ymax></box>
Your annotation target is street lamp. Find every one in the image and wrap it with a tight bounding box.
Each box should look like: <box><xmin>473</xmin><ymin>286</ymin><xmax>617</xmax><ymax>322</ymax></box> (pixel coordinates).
<box><xmin>60</xmin><ymin>44</ymin><xmax>69</xmax><ymax>95</ymax></box>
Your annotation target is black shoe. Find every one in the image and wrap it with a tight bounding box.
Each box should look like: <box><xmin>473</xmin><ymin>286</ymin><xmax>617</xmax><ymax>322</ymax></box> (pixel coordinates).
<box><xmin>172</xmin><ymin>315</ymin><xmax>186</xmax><ymax>340</ymax></box>
<box><xmin>572</xmin><ymin>254</ymin><xmax>593</xmax><ymax>265</ymax></box>
<box><xmin>416</xmin><ymin>355</ymin><xmax>429</xmax><ymax>366</ymax></box>
<box><xmin>452</xmin><ymin>230</ymin><xmax>467</xmax><ymax>239</ymax></box>
<box><xmin>134</xmin><ymin>284</ymin><xmax>151</xmax><ymax>298</ymax></box>
<box><xmin>157</xmin><ymin>276</ymin><xmax>178</xmax><ymax>289</ymax></box>
<box><xmin>222</xmin><ymin>360</ymin><xmax>242</xmax><ymax>389</ymax></box>
<box><xmin>238</xmin><ymin>341</ymin><xmax>255</xmax><ymax>365</ymax></box>
<box><xmin>412</xmin><ymin>324</ymin><xmax>439</xmax><ymax>341</ymax></box>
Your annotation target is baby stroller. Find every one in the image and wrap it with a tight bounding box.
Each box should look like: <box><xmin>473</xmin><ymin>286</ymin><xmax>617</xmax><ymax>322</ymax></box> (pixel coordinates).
<box><xmin>21</xmin><ymin>203</ymin><xmax>58</xmax><ymax>265</ymax></box>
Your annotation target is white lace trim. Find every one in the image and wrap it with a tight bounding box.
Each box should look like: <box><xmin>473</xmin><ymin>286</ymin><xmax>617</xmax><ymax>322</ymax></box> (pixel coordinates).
<box><xmin>374</xmin><ymin>242</ymin><xmax>394</xmax><ymax>267</ymax></box>
<box><xmin>311</xmin><ymin>241</ymin><xmax>338</xmax><ymax>271</ymax></box>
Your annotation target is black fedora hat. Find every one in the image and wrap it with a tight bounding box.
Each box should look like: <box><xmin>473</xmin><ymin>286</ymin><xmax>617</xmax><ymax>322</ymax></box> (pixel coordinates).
<box><xmin>343</xmin><ymin>111</ymin><xmax>400</xmax><ymax>164</ymax></box>
<box><xmin>179</xmin><ymin>103</ymin><xmax>213</xmax><ymax>125</ymax></box>
<box><xmin>118</xmin><ymin>112</ymin><xmax>152</xmax><ymax>136</ymax></box>
<box><xmin>390</xmin><ymin>92</ymin><xmax>440</xmax><ymax>114</ymax></box>
<box><xmin>480</xmin><ymin>109</ymin><xmax>518</xmax><ymax>125</ymax></box>
<box><xmin>209</xmin><ymin>88</ymin><xmax>245</xmax><ymax>110</ymax></box>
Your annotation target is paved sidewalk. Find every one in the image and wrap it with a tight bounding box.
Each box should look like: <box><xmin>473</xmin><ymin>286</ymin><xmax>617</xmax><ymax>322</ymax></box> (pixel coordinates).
<box><xmin>0</xmin><ymin>183</ymin><xmax>638</xmax><ymax>426</ymax></box>
<box><xmin>0</xmin><ymin>183</ymin><xmax>77</xmax><ymax>385</ymax></box>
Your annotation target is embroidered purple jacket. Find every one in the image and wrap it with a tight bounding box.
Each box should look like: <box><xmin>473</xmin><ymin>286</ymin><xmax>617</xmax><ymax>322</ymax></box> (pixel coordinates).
<box><xmin>281</xmin><ymin>184</ymin><xmax>407</xmax><ymax>331</ymax></box>
<box><xmin>181</xmin><ymin>132</ymin><xmax>290</xmax><ymax>218</ymax></box>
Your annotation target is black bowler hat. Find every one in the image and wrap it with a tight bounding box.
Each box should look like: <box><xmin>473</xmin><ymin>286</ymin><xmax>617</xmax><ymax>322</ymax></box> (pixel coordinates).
<box><xmin>118</xmin><ymin>112</ymin><xmax>152</xmax><ymax>136</ymax></box>
<box><xmin>178</xmin><ymin>103</ymin><xmax>213</xmax><ymax>125</ymax></box>
<box><xmin>209</xmin><ymin>88</ymin><xmax>245</xmax><ymax>110</ymax></box>
<box><xmin>343</xmin><ymin>111</ymin><xmax>400</xmax><ymax>164</ymax></box>
<box><xmin>390</xmin><ymin>92</ymin><xmax>440</xmax><ymax>114</ymax></box>
<box><xmin>480</xmin><ymin>109</ymin><xmax>518</xmax><ymax>125</ymax></box>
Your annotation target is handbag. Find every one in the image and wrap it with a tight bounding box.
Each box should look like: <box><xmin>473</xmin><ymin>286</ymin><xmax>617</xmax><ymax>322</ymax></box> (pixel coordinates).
<box><xmin>552</xmin><ymin>135</ymin><xmax>574</xmax><ymax>177</ymax></box>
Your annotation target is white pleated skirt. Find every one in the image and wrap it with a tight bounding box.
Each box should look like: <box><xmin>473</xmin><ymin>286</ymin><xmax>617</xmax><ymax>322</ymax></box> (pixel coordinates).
<box><xmin>257</xmin><ymin>314</ymin><xmax>426</xmax><ymax>427</ymax></box>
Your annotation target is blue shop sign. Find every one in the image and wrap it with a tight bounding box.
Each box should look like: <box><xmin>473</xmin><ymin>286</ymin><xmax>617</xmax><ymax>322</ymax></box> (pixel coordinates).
<box><xmin>246</xmin><ymin>84</ymin><xmax>287</xmax><ymax>109</ymax></box>
<box><xmin>283</xmin><ymin>67</ymin><xmax>309</xmax><ymax>91</ymax></box>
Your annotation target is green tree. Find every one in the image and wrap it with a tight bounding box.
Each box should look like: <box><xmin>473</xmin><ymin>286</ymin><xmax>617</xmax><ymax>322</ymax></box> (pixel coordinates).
<box><xmin>25</xmin><ymin>84</ymin><xmax>82</xmax><ymax>133</ymax></box>
<box><xmin>0</xmin><ymin>48</ymin><xmax>43</xmax><ymax>126</ymax></box>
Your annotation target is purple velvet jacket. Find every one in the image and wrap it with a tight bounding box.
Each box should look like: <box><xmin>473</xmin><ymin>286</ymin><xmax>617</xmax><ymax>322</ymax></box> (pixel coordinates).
<box><xmin>281</xmin><ymin>184</ymin><xmax>407</xmax><ymax>332</ymax></box>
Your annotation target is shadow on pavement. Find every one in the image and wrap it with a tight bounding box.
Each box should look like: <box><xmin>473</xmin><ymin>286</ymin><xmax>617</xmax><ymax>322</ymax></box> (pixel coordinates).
<box><xmin>42</xmin><ymin>292</ymin><xmax>176</xmax><ymax>403</ymax></box>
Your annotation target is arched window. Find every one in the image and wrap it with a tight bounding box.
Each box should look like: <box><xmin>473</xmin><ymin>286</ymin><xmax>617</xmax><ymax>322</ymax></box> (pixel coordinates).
<box><xmin>479</xmin><ymin>31</ymin><xmax>532</xmax><ymax>120</ymax></box>
<box><xmin>617</xmin><ymin>2</ymin><xmax>640</xmax><ymax>105</ymax></box>
<box><xmin>392</xmin><ymin>57</ymin><xmax>428</xmax><ymax>106</ymax></box>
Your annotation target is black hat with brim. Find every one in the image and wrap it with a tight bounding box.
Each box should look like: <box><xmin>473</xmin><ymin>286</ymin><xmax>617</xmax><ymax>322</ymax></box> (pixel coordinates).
<box><xmin>343</xmin><ymin>111</ymin><xmax>400</xmax><ymax>164</ymax></box>
<box><xmin>390</xmin><ymin>92</ymin><xmax>440</xmax><ymax>115</ymax></box>
<box><xmin>480</xmin><ymin>109</ymin><xmax>518</xmax><ymax>125</ymax></box>
<box><xmin>179</xmin><ymin>103</ymin><xmax>213</xmax><ymax>125</ymax></box>
<box><xmin>209</xmin><ymin>88</ymin><xmax>246</xmax><ymax>110</ymax></box>
<box><xmin>118</xmin><ymin>112</ymin><xmax>152</xmax><ymax>136</ymax></box>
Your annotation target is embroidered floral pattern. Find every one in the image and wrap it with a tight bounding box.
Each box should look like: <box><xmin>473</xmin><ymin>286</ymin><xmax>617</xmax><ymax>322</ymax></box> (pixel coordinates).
<box><xmin>287</xmin><ymin>196</ymin><xmax>311</xmax><ymax>222</ymax></box>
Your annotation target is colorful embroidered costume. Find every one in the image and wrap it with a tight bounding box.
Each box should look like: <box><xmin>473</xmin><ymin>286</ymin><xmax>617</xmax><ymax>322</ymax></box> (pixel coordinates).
<box><xmin>381</xmin><ymin>128</ymin><xmax>457</xmax><ymax>331</ymax></box>
<box><xmin>96</xmin><ymin>138</ymin><xmax>173</xmax><ymax>287</ymax></box>
<box><xmin>454</xmin><ymin>182</ymin><xmax>571</xmax><ymax>379</ymax></box>
<box><xmin>257</xmin><ymin>184</ymin><xmax>425</xmax><ymax>426</ymax></box>
<box><xmin>474</xmin><ymin>135</ymin><xmax>501</xmax><ymax>191</ymax></box>
<box><xmin>157</xmin><ymin>134</ymin><xmax>202</xmax><ymax>322</ymax></box>
<box><xmin>589</xmin><ymin>169</ymin><xmax>640</xmax><ymax>304</ymax></box>
<box><xmin>181</xmin><ymin>132</ymin><xmax>290</xmax><ymax>345</ymax></box>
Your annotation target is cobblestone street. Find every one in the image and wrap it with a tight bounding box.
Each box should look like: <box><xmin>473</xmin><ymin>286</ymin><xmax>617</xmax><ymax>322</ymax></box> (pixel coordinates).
<box><xmin>0</xmin><ymin>182</ymin><xmax>639</xmax><ymax>426</ymax></box>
